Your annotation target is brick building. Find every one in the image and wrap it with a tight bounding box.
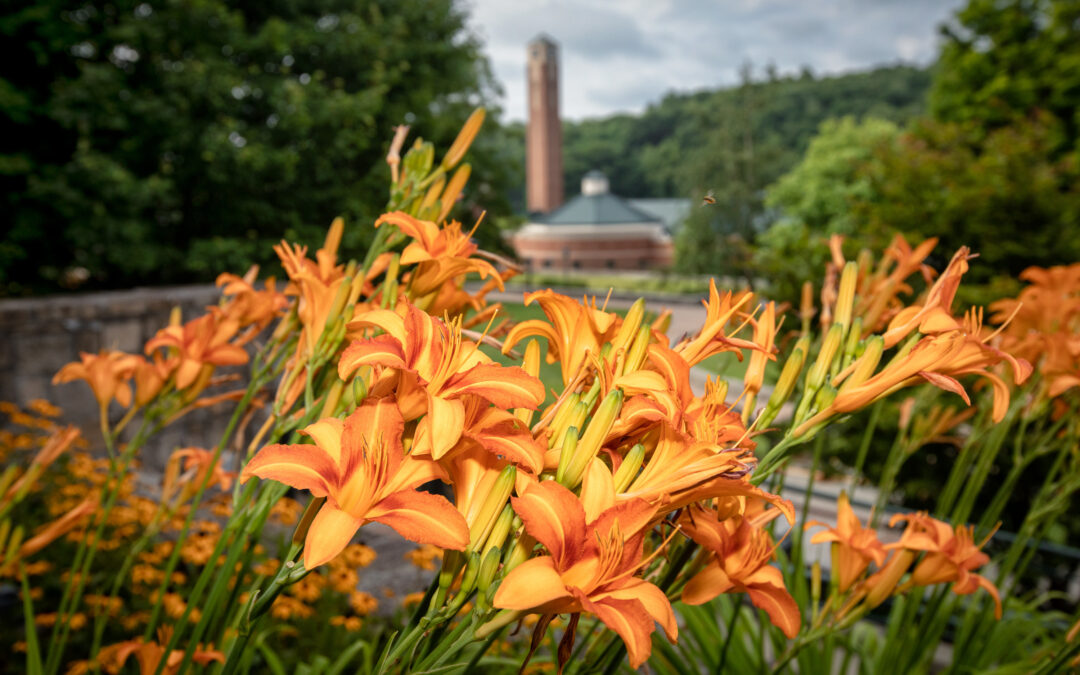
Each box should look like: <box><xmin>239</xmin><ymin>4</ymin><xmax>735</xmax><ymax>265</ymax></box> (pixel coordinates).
<box><xmin>511</xmin><ymin>171</ymin><xmax>675</xmax><ymax>271</ymax></box>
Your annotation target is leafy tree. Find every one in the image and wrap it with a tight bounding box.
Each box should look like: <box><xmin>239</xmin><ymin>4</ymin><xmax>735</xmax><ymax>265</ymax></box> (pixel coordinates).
<box><xmin>853</xmin><ymin>114</ymin><xmax>1080</xmax><ymax>295</ymax></box>
<box><xmin>756</xmin><ymin>117</ymin><xmax>899</xmax><ymax>302</ymax></box>
<box><xmin>0</xmin><ymin>0</ymin><xmax>511</xmax><ymax>295</ymax></box>
<box><xmin>931</xmin><ymin>0</ymin><xmax>1080</xmax><ymax>146</ymax></box>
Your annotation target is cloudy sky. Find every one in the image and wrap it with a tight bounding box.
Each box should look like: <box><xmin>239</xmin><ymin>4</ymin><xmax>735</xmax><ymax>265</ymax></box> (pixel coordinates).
<box><xmin>465</xmin><ymin>0</ymin><xmax>966</xmax><ymax>122</ymax></box>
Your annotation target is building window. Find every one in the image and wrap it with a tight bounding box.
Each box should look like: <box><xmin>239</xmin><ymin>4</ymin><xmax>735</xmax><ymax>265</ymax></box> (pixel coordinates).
<box><xmin>606</xmin><ymin>259</ymin><xmax>616</xmax><ymax>269</ymax></box>
<box><xmin>542</xmin><ymin>259</ymin><xmax>552</xmax><ymax>269</ymax></box>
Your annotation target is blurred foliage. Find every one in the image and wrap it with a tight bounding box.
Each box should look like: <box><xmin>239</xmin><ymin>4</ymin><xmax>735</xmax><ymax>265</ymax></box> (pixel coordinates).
<box><xmin>556</xmin><ymin>64</ymin><xmax>930</xmax><ymax>204</ymax></box>
<box><xmin>930</xmin><ymin>0</ymin><xmax>1080</xmax><ymax>147</ymax></box>
<box><xmin>755</xmin><ymin>0</ymin><xmax>1080</xmax><ymax>305</ymax></box>
<box><xmin>853</xmin><ymin>114</ymin><xmax>1080</xmax><ymax>302</ymax></box>
<box><xmin>756</xmin><ymin>117</ymin><xmax>900</xmax><ymax>301</ymax></box>
<box><xmin>0</xmin><ymin>0</ymin><xmax>518</xmax><ymax>295</ymax></box>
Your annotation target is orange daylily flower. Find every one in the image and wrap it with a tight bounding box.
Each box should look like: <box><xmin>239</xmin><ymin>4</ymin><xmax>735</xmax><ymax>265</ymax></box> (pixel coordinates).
<box><xmin>672</xmin><ymin>281</ymin><xmax>757</xmax><ymax>367</ymax></box>
<box><xmin>97</xmin><ymin>628</ymin><xmax>224</xmax><ymax>675</ymax></box>
<box><xmin>241</xmin><ymin>398</ymin><xmax>468</xmax><ymax>569</ymax></box>
<box><xmin>744</xmin><ymin>301</ymin><xmax>778</xmax><ymax>400</ymax></box>
<box><xmin>14</xmin><ymin>498</ymin><xmax>96</xmax><ymax>562</ymax></box>
<box><xmin>172</xmin><ymin>447</ymin><xmax>235</xmax><ymax>492</ymax></box>
<box><xmin>880</xmin><ymin>247</ymin><xmax>972</xmax><ymax>348</ymax></box>
<box><xmin>805</xmin><ymin>492</ymin><xmax>887</xmax><ymax>592</ymax></box>
<box><xmin>502</xmin><ymin>290</ymin><xmax>622</xmax><ymax>386</ymax></box>
<box><xmin>375</xmin><ymin>211</ymin><xmax>502</xmax><ymax>297</ymax></box>
<box><xmin>887</xmin><ymin>512</ymin><xmax>1002</xmax><ymax>619</ymax></box>
<box><xmin>216</xmin><ymin>266</ymin><xmax>289</xmax><ymax>332</ymax></box>
<box><xmin>338</xmin><ymin>300</ymin><xmax>544</xmax><ymax>460</ymax></box>
<box><xmin>274</xmin><ymin>218</ymin><xmax>350</xmax><ymax>359</ymax></box>
<box><xmin>493</xmin><ymin>480</ymin><xmax>677</xmax><ymax>669</ymax></box>
<box><xmin>679</xmin><ymin>501</ymin><xmax>801</xmax><ymax>638</ymax></box>
<box><xmin>144</xmin><ymin>311</ymin><xmax>248</xmax><ymax>391</ymax></box>
<box><xmin>855</xmin><ymin>234</ymin><xmax>938</xmax><ymax>333</ymax></box>
<box><xmin>53</xmin><ymin>350</ymin><xmax>140</xmax><ymax>412</ymax></box>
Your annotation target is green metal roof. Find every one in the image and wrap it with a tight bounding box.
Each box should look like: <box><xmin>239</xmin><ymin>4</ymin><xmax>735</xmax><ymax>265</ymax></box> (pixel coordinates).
<box><xmin>538</xmin><ymin>192</ymin><xmax>661</xmax><ymax>226</ymax></box>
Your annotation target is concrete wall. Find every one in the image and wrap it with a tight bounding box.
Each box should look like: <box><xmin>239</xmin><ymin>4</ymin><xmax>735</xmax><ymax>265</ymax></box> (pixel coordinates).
<box><xmin>0</xmin><ymin>285</ymin><xmax>242</xmax><ymax>468</ymax></box>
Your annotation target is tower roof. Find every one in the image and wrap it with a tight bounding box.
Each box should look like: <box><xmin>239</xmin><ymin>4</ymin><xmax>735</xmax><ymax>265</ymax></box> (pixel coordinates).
<box><xmin>528</xmin><ymin>33</ymin><xmax>559</xmax><ymax>48</ymax></box>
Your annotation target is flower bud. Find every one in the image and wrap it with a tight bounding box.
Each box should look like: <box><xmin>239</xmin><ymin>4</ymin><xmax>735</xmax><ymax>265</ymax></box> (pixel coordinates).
<box><xmin>442</xmin><ymin>108</ymin><xmax>485</xmax><ymax>171</ymax></box>
<box><xmin>503</xmin><ymin>533</ymin><xmax>535</xmax><ymax>573</ymax></box>
<box><xmin>611</xmin><ymin>298</ymin><xmax>646</xmax><ymax>354</ymax></box>
<box><xmin>552</xmin><ymin>402</ymin><xmax>588</xmax><ymax>455</ymax></box>
<box><xmin>547</xmin><ymin>393</ymin><xmax>581</xmax><ymax>448</ymax></box>
<box><xmin>515</xmin><ymin>340</ymin><xmax>542</xmax><ymax>425</ymax></box>
<box><xmin>837</xmin><ymin>336</ymin><xmax>884</xmax><ymax>392</ymax></box>
<box><xmin>555</xmin><ymin>427</ymin><xmax>580</xmax><ymax>486</ymax></box>
<box><xmin>758</xmin><ymin>344</ymin><xmax>806</xmax><ymax>429</ymax></box>
<box><xmin>420</xmin><ymin>175</ymin><xmax>446</xmax><ymax>214</ymax></box>
<box><xmin>468</xmin><ymin>465</ymin><xmax>516</xmax><ymax>551</ymax></box>
<box><xmin>863</xmin><ymin>550</ymin><xmax>915</xmax><ymax>610</ymax></box>
<box><xmin>458</xmin><ymin>550</ymin><xmax>482</xmax><ymax>595</ymax></box>
<box><xmin>838</xmin><ymin>317</ymin><xmax>864</xmax><ymax>374</ymax></box>
<box><xmin>483</xmin><ymin>505</ymin><xmax>515</xmax><ymax>556</ymax></box>
<box><xmin>612</xmin><ymin>443</ymin><xmax>645</xmax><ymax>493</ymax></box>
<box><xmin>622</xmin><ymin>325</ymin><xmax>652</xmax><ymax>375</ymax></box>
<box><xmin>806</xmin><ymin>324</ymin><xmax>845</xmax><ymax>392</ymax></box>
<box><xmin>475</xmin><ymin>545</ymin><xmax>503</xmax><ymax>606</ymax></box>
<box><xmin>833</xmin><ymin>261</ymin><xmax>858</xmax><ymax>333</ymax></box>
<box><xmin>437</xmin><ymin>164</ymin><xmax>470</xmax><ymax>223</ymax></box>
<box><xmin>563</xmin><ymin>389</ymin><xmax>624</xmax><ymax>489</ymax></box>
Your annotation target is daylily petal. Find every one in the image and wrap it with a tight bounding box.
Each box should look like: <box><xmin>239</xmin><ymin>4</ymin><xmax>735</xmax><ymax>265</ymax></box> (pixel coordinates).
<box><xmin>338</xmin><ymin>334</ymin><xmax>407</xmax><ymax>380</ymax></box>
<box><xmin>442</xmin><ymin>364</ymin><xmax>545</xmax><ymax>409</ymax></box>
<box><xmin>492</xmin><ymin>556</ymin><xmax>573</xmax><ymax>611</ymax></box>
<box><xmin>580</xmin><ymin>458</ymin><xmax>616</xmax><ymax>524</ymax></box>
<box><xmin>682</xmin><ymin>562</ymin><xmax>734</xmax><ymax>605</ymax></box>
<box><xmin>513</xmin><ymin>480</ymin><xmax>586</xmax><ymax>568</ymax></box>
<box><xmin>241</xmin><ymin>443</ymin><xmax>337</xmax><ymax>497</ymax></box>
<box><xmin>304</xmin><ymin>504</ymin><xmax>362</xmax><ymax>569</ymax></box>
<box><xmin>422</xmin><ymin>395</ymin><xmax>465</xmax><ymax>460</ymax></box>
<box><xmin>746</xmin><ymin>567</ymin><xmax>801</xmax><ymax>638</ymax></box>
<box><xmin>584</xmin><ymin>595</ymin><xmax>657</xmax><ymax>669</ymax></box>
<box><xmin>301</xmin><ymin>418</ymin><xmax>345</xmax><ymax>466</ymax></box>
<box><xmin>369</xmin><ymin>490</ymin><xmax>469</xmax><ymax>551</ymax></box>
<box><xmin>598</xmin><ymin>579</ymin><xmax>678</xmax><ymax>642</ymax></box>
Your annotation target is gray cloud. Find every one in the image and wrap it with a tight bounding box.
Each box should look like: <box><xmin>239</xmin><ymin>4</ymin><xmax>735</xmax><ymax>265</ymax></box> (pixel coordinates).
<box><xmin>465</xmin><ymin>0</ymin><xmax>966</xmax><ymax>121</ymax></box>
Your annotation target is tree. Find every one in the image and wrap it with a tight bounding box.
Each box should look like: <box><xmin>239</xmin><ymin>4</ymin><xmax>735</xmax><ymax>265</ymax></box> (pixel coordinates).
<box><xmin>756</xmin><ymin>117</ymin><xmax>899</xmax><ymax>302</ymax></box>
<box><xmin>853</xmin><ymin>114</ymin><xmax>1080</xmax><ymax>293</ymax></box>
<box><xmin>0</xmin><ymin>0</ymin><xmax>512</xmax><ymax>295</ymax></box>
<box><xmin>931</xmin><ymin>0</ymin><xmax>1080</xmax><ymax>147</ymax></box>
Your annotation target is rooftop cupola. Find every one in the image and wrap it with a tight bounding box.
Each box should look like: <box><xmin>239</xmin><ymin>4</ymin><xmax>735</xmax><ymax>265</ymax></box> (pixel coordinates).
<box><xmin>581</xmin><ymin>170</ymin><xmax>610</xmax><ymax>196</ymax></box>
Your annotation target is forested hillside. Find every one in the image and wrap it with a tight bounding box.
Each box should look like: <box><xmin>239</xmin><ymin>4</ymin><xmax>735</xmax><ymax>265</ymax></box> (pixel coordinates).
<box><xmin>502</xmin><ymin>64</ymin><xmax>931</xmax><ymax>213</ymax></box>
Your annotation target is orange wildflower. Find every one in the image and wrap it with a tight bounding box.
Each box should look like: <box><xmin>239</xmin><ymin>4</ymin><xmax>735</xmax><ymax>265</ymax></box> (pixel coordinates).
<box><xmin>502</xmin><ymin>289</ymin><xmax>622</xmax><ymax>386</ymax></box>
<box><xmin>216</xmin><ymin>266</ymin><xmax>289</xmax><ymax>332</ymax></box>
<box><xmin>492</xmin><ymin>480</ymin><xmax>677</xmax><ymax>669</ymax></box>
<box><xmin>96</xmin><ymin>628</ymin><xmax>224</xmax><ymax>675</ymax></box>
<box><xmin>679</xmin><ymin>501</ymin><xmax>801</xmax><ymax>638</ymax></box>
<box><xmin>273</xmin><ymin>217</ymin><xmax>349</xmax><ymax>359</ymax></box>
<box><xmin>887</xmin><ymin>512</ymin><xmax>1002</xmax><ymax>619</ymax></box>
<box><xmin>672</xmin><ymin>281</ymin><xmax>757</xmax><ymax>367</ymax></box>
<box><xmin>241</xmin><ymin>398</ymin><xmax>469</xmax><ymax>569</ymax></box>
<box><xmin>339</xmin><ymin>300</ymin><xmax>544</xmax><ymax>459</ymax></box>
<box><xmin>172</xmin><ymin>447</ymin><xmax>235</xmax><ymax>492</ymax></box>
<box><xmin>53</xmin><ymin>350</ymin><xmax>140</xmax><ymax>412</ymax></box>
<box><xmin>144</xmin><ymin>311</ymin><xmax>248</xmax><ymax>391</ymax></box>
<box><xmin>805</xmin><ymin>492</ymin><xmax>887</xmax><ymax>592</ymax></box>
<box><xmin>376</xmin><ymin>211</ymin><xmax>502</xmax><ymax>297</ymax></box>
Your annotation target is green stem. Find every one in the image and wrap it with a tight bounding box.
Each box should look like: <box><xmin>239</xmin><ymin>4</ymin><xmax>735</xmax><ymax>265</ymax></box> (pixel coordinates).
<box><xmin>849</xmin><ymin>400</ymin><xmax>884</xmax><ymax>493</ymax></box>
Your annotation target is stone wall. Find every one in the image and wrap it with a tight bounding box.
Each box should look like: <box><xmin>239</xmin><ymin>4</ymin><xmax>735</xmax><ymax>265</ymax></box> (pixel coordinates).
<box><xmin>0</xmin><ymin>285</ymin><xmax>242</xmax><ymax>468</ymax></box>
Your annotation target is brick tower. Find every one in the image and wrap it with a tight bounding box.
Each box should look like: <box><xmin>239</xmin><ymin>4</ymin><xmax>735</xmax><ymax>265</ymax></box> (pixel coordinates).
<box><xmin>526</xmin><ymin>35</ymin><xmax>563</xmax><ymax>214</ymax></box>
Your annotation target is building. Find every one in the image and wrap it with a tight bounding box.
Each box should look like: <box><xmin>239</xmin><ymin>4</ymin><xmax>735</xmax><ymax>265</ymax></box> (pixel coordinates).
<box><xmin>526</xmin><ymin>35</ymin><xmax>563</xmax><ymax>214</ymax></box>
<box><xmin>511</xmin><ymin>171</ymin><xmax>674</xmax><ymax>271</ymax></box>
